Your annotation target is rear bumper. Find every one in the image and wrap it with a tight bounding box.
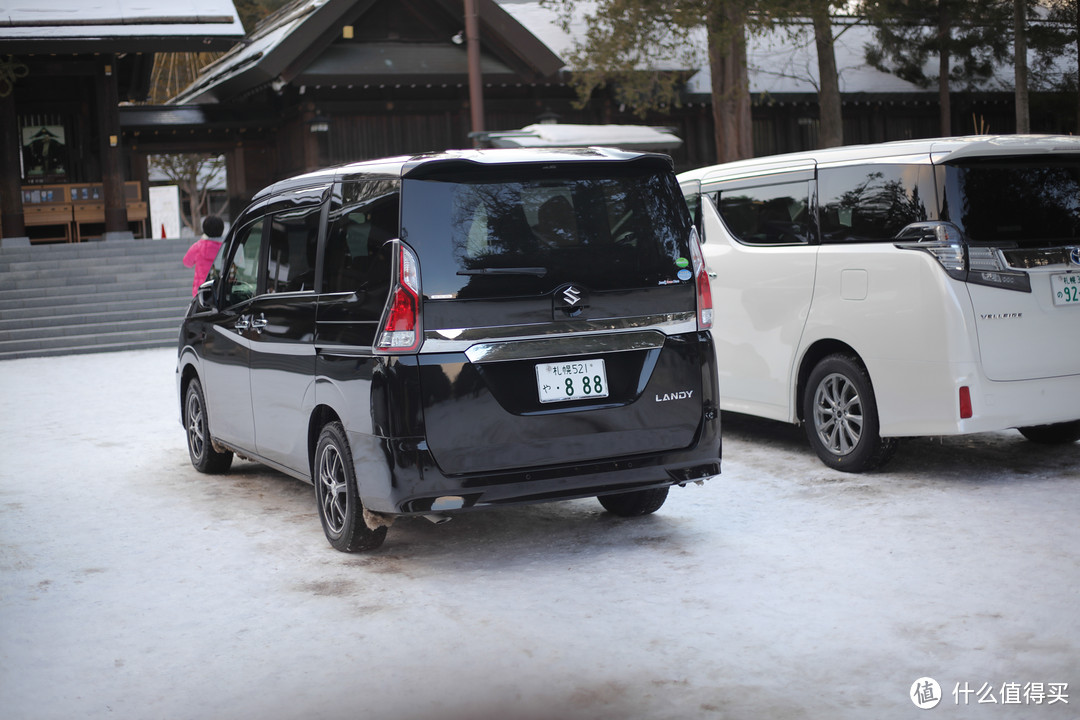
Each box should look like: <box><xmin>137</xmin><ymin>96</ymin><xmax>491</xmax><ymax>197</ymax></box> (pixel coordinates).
<box><xmin>962</xmin><ymin>372</ymin><xmax>1080</xmax><ymax>435</ymax></box>
<box><xmin>358</xmin><ymin>435</ymin><xmax>721</xmax><ymax>515</ymax></box>
<box><xmin>348</xmin><ymin>329</ymin><xmax>722</xmax><ymax>515</ymax></box>
<box><xmin>874</xmin><ymin>357</ymin><xmax>1080</xmax><ymax>436</ymax></box>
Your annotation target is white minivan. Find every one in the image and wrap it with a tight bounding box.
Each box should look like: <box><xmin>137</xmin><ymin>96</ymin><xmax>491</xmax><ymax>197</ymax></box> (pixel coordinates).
<box><xmin>679</xmin><ymin>135</ymin><xmax>1080</xmax><ymax>471</ymax></box>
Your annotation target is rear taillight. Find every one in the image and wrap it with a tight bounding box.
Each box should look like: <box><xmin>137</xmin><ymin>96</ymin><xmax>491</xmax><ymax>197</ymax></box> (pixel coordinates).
<box><xmin>688</xmin><ymin>227</ymin><xmax>713</xmax><ymax>330</ymax></box>
<box><xmin>966</xmin><ymin>246</ymin><xmax>1031</xmax><ymax>292</ymax></box>
<box><xmin>375</xmin><ymin>242</ymin><xmax>422</xmax><ymax>353</ymax></box>
<box><xmin>895</xmin><ymin>222</ymin><xmax>1031</xmax><ymax>293</ymax></box>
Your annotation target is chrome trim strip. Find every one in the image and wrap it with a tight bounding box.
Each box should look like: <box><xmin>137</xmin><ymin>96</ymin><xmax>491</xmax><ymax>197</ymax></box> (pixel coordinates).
<box><xmin>421</xmin><ymin>312</ymin><xmax>696</xmax><ymax>355</ymax></box>
<box><xmin>314</xmin><ymin>344</ymin><xmax>375</xmax><ymax>358</ymax></box>
<box><xmin>464</xmin><ymin>329</ymin><xmax>667</xmax><ymax>363</ymax></box>
<box><xmin>211</xmin><ymin>325</ymin><xmax>316</xmax><ymax>355</ymax></box>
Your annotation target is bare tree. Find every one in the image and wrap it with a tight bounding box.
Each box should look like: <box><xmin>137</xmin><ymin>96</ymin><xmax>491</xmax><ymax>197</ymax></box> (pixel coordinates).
<box><xmin>150</xmin><ymin>154</ymin><xmax>226</xmax><ymax>235</ymax></box>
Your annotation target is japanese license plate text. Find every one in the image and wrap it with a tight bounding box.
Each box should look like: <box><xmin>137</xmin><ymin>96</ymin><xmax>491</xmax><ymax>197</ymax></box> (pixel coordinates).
<box><xmin>535</xmin><ymin>359</ymin><xmax>609</xmax><ymax>403</ymax></box>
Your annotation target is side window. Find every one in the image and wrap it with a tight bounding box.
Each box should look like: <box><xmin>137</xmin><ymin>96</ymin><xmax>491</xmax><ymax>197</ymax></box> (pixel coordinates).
<box><xmin>216</xmin><ymin>219</ymin><xmax>264</xmax><ymax>308</ymax></box>
<box><xmin>323</xmin><ymin>180</ymin><xmax>399</xmax><ymax>308</ymax></box>
<box><xmin>683</xmin><ymin>192</ymin><xmax>701</xmax><ymax>235</ymax></box>
<box><xmin>818</xmin><ymin>164</ymin><xmax>935</xmax><ymax>243</ymax></box>
<box><xmin>265</xmin><ymin>204</ymin><xmax>321</xmax><ymax>293</ymax></box>
<box><xmin>717</xmin><ymin>180</ymin><xmax>812</xmax><ymax>245</ymax></box>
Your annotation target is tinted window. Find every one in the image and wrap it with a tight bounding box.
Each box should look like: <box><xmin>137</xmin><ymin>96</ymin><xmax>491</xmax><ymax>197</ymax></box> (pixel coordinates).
<box><xmin>214</xmin><ymin>219</ymin><xmax>264</xmax><ymax>307</ymax></box>
<box><xmin>401</xmin><ymin>162</ymin><xmax>692</xmax><ymax>299</ymax></box>
<box><xmin>716</xmin><ymin>180</ymin><xmax>812</xmax><ymax>245</ymax></box>
<box><xmin>944</xmin><ymin>158</ymin><xmax>1080</xmax><ymax>246</ymax></box>
<box><xmin>683</xmin><ymin>190</ymin><xmax>701</xmax><ymax>233</ymax></box>
<box><xmin>818</xmin><ymin>164</ymin><xmax>935</xmax><ymax>243</ymax></box>
<box><xmin>323</xmin><ymin>179</ymin><xmax>398</xmax><ymax>298</ymax></box>
<box><xmin>265</xmin><ymin>205</ymin><xmax>321</xmax><ymax>293</ymax></box>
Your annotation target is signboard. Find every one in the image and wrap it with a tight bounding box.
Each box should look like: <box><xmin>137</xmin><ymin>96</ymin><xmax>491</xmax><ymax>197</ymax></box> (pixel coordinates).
<box><xmin>149</xmin><ymin>185</ymin><xmax>181</xmax><ymax>239</ymax></box>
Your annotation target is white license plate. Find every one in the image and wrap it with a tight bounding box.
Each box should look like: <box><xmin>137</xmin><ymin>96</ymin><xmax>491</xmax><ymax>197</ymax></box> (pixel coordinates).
<box><xmin>1051</xmin><ymin>273</ymin><xmax>1080</xmax><ymax>306</ymax></box>
<box><xmin>535</xmin><ymin>359</ymin><xmax>609</xmax><ymax>403</ymax></box>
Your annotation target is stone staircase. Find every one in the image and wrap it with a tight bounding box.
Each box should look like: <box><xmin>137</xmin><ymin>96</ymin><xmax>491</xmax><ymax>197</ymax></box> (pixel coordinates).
<box><xmin>0</xmin><ymin>238</ymin><xmax>196</xmax><ymax>360</ymax></box>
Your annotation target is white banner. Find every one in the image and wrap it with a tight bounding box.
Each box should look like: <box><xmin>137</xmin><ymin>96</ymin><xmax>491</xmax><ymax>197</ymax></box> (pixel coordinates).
<box><xmin>149</xmin><ymin>185</ymin><xmax>181</xmax><ymax>239</ymax></box>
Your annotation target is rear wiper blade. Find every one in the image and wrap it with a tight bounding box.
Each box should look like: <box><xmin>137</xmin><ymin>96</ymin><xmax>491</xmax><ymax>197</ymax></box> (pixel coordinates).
<box><xmin>457</xmin><ymin>266</ymin><xmax>548</xmax><ymax>277</ymax></box>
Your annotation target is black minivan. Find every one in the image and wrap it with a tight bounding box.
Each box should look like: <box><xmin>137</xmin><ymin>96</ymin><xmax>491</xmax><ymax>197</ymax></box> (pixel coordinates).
<box><xmin>177</xmin><ymin>148</ymin><xmax>721</xmax><ymax>551</ymax></box>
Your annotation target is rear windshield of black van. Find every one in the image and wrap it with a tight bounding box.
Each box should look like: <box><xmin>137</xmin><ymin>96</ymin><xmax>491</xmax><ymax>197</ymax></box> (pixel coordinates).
<box><xmin>944</xmin><ymin>157</ymin><xmax>1080</xmax><ymax>246</ymax></box>
<box><xmin>401</xmin><ymin>161</ymin><xmax>693</xmax><ymax>300</ymax></box>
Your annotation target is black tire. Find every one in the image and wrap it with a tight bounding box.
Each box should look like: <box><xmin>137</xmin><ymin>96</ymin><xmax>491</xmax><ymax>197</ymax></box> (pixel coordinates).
<box><xmin>1018</xmin><ymin>421</ymin><xmax>1080</xmax><ymax>445</ymax></box>
<box><xmin>183</xmin><ymin>378</ymin><xmax>233</xmax><ymax>474</ymax></box>
<box><xmin>598</xmin><ymin>487</ymin><xmax>669</xmax><ymax>517</ymax></box>
<box><xmin>314</xmin><ymin>422</ymin><xmax>387</xmax><ymax>552</ymax></box>
<box><xmin>803</xmin><ymin>354</ymin><xmax>898</xmax><ymax>473</ymax></box>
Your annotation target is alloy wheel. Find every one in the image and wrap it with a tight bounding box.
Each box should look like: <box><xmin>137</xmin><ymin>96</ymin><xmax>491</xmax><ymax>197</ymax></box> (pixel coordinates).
<box><xmin>318</xmin><ymin>443</ymin><xmax>349</xmax><ymax>535</ymax></box>
<box><xmin>185</xmin><ymin>391</ymin><xmax>206</xmax><ymax>461</ymax></box>
<box><xmin>811</xmin><ymin>372</ymin><xmax>863</xmax><ymax>456</ymax></box>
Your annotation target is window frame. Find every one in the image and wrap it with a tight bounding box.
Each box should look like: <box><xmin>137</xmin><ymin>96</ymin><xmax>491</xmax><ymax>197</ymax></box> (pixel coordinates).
<box><xmin>704</xmin><ymin>168</ymin><xmax>817</xmax><ymax>247</ymax></box>
<box><xmin>214</xmin><ymin>216</ymin><xmax>268</xmax><ymax>310</ymax></box>
<box><xmin>263</xmin><ymin>200</ymin><xmax>327</xmax><ymax>296</ymax></box>
<box><xmin>816</xmin><ymin>161</ymin><xmax>939</xmax><ymax>245</ymax></box>
<box><xmin>212</xmin><ymin>186</ymin><xmax>330</xmax><ymax>310</ymax></box>
<box><xmin>319</xmin><ymin>175</ymin><xmax>401</xmax><ymax>313</ymax></box>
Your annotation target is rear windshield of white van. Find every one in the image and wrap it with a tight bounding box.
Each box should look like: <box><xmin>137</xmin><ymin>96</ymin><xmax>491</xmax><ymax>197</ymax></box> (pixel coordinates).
<box><xmin>943</xmin><ymin>158</ymin><xmax>1080</xmax><ymax>246</ymax></box>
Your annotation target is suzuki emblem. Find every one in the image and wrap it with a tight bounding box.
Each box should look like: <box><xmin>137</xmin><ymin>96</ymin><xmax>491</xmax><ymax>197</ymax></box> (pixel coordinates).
<box><xmin>562</xmin><ymin>286</ymin><xmax>582</xmax><ymax>306</ymax></box>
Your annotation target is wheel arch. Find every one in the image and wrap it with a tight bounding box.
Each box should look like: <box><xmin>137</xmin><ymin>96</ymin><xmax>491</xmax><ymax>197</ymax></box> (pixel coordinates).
<box><xmin>308</xmin><ymin>405</ymin><xmax>343</xmax><ymax>477</ymax></box>
<box><xmin>177</xmin><ymin>355</ymin><xmax>202</xmax><ymax>419</ymax></box>
<box><xmin>795</xmin><ymin>339</ymin><xmax>865</xmax><ymax>423</ymax></box>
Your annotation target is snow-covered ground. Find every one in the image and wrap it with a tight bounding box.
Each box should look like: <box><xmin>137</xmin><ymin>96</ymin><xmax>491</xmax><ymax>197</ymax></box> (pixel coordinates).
<box><xmin>1</xmin><ymin>348</ymin><xmax>1077</xmax><ymax>719</ymax></box>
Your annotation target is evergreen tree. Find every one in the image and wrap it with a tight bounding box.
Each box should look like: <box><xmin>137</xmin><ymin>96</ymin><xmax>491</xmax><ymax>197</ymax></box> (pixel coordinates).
<box><xmin>1030</xmin><ymin>0</ymin><xmax>1079</xmax><ymax>132</ymax></box>
<box><xmin>862</xmin><ymin>0</ymin><xmax>1012</xmax><ymax>135</ymax></box>
<box><xmin>1014</xmin><ymin>0</ymin><xmax>1030</xmax><ymax>132</ymax></box>
<box><xmin>540</xmin><ymin>0</ymin><xmax>756</xmax><ymax>162</ymax></box>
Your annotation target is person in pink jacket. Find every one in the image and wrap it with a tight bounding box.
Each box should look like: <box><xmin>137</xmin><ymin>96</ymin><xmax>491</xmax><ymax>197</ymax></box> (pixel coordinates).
<box><xmin>182</xmin><ymin>215</ymin><xmax>226</xmax><ymax>296</ymax></box>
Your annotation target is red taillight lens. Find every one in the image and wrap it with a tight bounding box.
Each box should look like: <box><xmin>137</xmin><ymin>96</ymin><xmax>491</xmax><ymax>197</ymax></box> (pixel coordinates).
<box><xmin>688</xmin><ymin>227</ymin><xmax>713</xmax><ymax>330</ymax></box>
<box><xmin>959</xmin><ymin>386</ymin><xmax>973</xmax><ymax>419</ymax></box>
<box><xmin>375</xmin><ymin>243</ymin><xmax>422</xmax><ymax>353</ymax></box>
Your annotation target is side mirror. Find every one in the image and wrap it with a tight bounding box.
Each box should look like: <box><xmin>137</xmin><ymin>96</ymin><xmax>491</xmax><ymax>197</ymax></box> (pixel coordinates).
<box><xmin>195</xmin><ymin>280</ymin><xmax>216</xmax><ymax>311</ymax></box>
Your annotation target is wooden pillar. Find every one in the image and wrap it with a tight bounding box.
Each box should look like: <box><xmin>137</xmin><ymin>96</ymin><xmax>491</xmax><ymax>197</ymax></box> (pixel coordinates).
<box><xmin>226</xmin><ymin>144</ymin><xmax>248</xmax><ymax>224</ymax></box>
<box><xmin>1</xmin><ymin>81</ymin><xmax>27</xmax><ymax>242</ymax></box>
<box><xmin>97</xmin><ymin>55</ymin><xmax>129</xmax><ymax>240</ymax></box>
<box><xmin>299</xmin><ymin>106</ymin><xmax>313</xmax><ymax>173</ymax></box>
